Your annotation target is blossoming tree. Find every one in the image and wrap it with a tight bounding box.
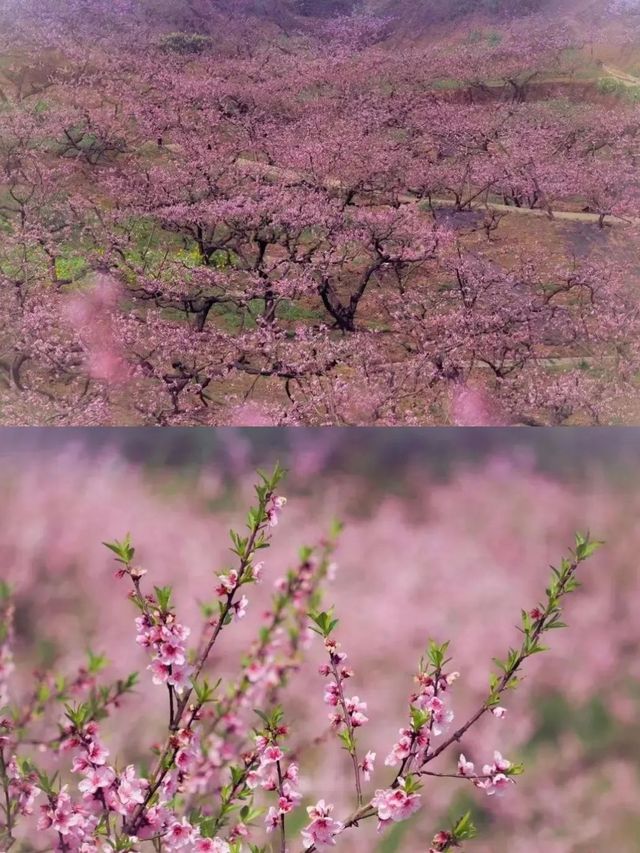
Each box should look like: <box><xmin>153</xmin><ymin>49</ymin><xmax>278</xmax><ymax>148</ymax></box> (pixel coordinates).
<box><xmin>1</xmin><ymin>1</ymin><xmax>640</xmax><ymax>424</ymax></box>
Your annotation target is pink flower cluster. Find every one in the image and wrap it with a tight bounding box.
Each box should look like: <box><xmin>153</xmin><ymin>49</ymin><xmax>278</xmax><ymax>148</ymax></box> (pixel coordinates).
<box><xmin>385</xmin><ymin>725</ymin><xmax>429</xmax><ymax>768</ymax></box>
<box><xmin>372</xmin><ymin>777</ymin><xmax>422</xmax><ymax>831</ymax></box>
<box><xmin>458</xmin><ymin>750</ymin><xmax>515</xmax><ymax>796</ymax></box>
<box><xmin>135</xmin><ymin>727</ymin><xmax>231</xmax><ymax>850</ymax></box>
<box><xmin>136</xmin><ymin>613</ymin><xmax>193</xmax><ymax>694</ymax></box>
<box><xmin>36</xmin><ymin>721</ymin><xmax>150</xmax><ymax>850</ymax></box>
<box><xmin>161</xmin><ymin>818</ymin><xmax>231</xmax><ymax>851</ymax></box>
<box><xmin>0</xmin><ymin>465</ymin><xmax>606</xmax><ymax>851</ymax></box>
<box><xmin>320</xmin><ymin>638</ymin><xmax>369</xmax><ymax>730</ymax></box>
<box><xmin>70</xmin><ymin>723</ymin><xmax>146</xmax><ymax>806</ymax></box>
<box><xmin>301</xmin><ymin>799</ymin><xmax>344</xmax><ymax>850</ymax></box>
<box><xmin>38</xmin><ymin>718</ymin><xmax>233</xmax><ymax>851</ymax></box>
<box><xmin>37</xmin><ymin>787</ymin><xmax>98</xmax><ymax>849</ymax></box>
<box><xmin>5</xmin><ymin>756</ymin><xmax>40</xmax><ymax>816</ymax></box>
<box><xmin>247</xmin><ymin>734</ymin><xmax>302</xmax><ymax>831</ymax></box>
<box><xmin>413</xmin><ymin>670</ymin><xmax>457</xmax><ymax>736</ymax></box>
<box><xmin>386</xmin><ymin>670</ymin><xmax>457</xmax><ymax>768</ymax></box>
<box><xmin>267</xmin><ymin>495</ymin><xmax>287</xmax><ymax>527</ymax></box>
<box><xmin>215</xmin><ymin>568</ymin><xmax>249</xmax><ymax>621</ymax></box>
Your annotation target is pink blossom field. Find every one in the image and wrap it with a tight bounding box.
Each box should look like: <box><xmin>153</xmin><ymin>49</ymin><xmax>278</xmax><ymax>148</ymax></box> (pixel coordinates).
<box><xmin>2</xmin><ymin>0</ymin><xmax>640</xmax><ymax>425</ymax></box>
<box><xmin>1</xmin><ymin>431</ymin><xmax>638</xmax><ymax>852</ymax></box>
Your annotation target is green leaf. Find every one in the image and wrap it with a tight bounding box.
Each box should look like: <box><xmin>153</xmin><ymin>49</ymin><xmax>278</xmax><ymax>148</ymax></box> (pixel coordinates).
<box><xmin>87</xmin><ymin>649</ymin><xmax>108</xmax><ymax>674</ymax></box>
<box><xmin>410</xmin><ymin>706</ymin><xmax>430</xmax><ymax>732</ymax></box>
<box><xmin>427</xmin><ymin>640</ymin><xmax>450</xmax><ymax>670</ymax></box>
<box><xmin>574</xmin><ymin>532</ymin><xmax>603</xmax><ymax>561</ymax></box>
<box><xmin>103</xmin><ymin>534</ymin><xmax>135</xmax><ymax>564</ymax></box>
<box><xmin>452</xmin><ymin>810</ymin><xmax>477</xmax><ymax>841</ymax></box>
<box><xmin>308</xmin><ymin>608</ymin><xmax>338</xmax><ymax>638</ymax></box>
<box><xmin>154</xmin><ymin>585</ymin><xmax>173</xmax><ymax>612</ymax></box>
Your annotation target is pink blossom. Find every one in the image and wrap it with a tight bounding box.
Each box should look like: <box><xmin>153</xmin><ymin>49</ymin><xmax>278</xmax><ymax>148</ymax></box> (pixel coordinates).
<box><xmin>77</xmin><ymin>766</ymin><xmax>116</xmax><ymax>794</ymax></box>
<box><xmin>265</xmin><ymin>806</ymin><xmax>280</xmax><ymax>832</ymax></box>
<box><xmin>149</xmin><ymin>659</ymin><xmax>172</xmax><ymax>685</ymax></box>
<box><xmin>260</xmin><ymin>745</ymin><xmax>284</xmax><ymax>767</ymax></box>
<box><xmin>278</xmin><ymin>781</ymin><xmax>302</xmax><ymax>814</ymax></box>
<box><xmin>216</xmin><ymin>570</ymin><xmax>239</xmax><ymax>596</ymax></box>
<box><xmin>284</xmin><ymin>762</ymin><xmax>299</xmax><ymax>784</ymax></box>
<box><xmin>301</xmin><ymin>800</ymin><xmax>343</xmax><ymax>849</ymax></box>
<box><xmin>458</xmin><ymin>754</ymin><xmax>475</xmax><ymax>777</ymax></box>
<box><xmin>86</xmin><ymin>741</ymin><xmax>109</xmax><ymax>765</ymax></box>
<box><xmin>168</xmin><ymin>664</ymin><xmax>193</xmax><ymax>694</ymax></box>
<box><xmin>116</xmin><ymin>765</ymin><xmax>148</xmax><ymax>808</ymax></box>
<box><xmin>158</xmin><ymin>640</ymin><xmax>186</xmax><ymax>666</ymax></box>
<box><xmin>194</xmin><ymin>839</ymin><xmax>230</xmax><ymax>853</ymax></box>
<box><xmin>165</xmin><ymin>818</ymin><xmax>195</xmax><ymax>848</ymax></box>
<box><xmin>360</xmin><ymin>751</ymin><xmax>376</xmax><ymax>781</ymax></box>
<box><xmin>345</xmin><ymin>696</ymin><xmax>368</xmax><ymax>727</ymax></box>
<box><xmin>385</xmin><ymin>729</ymin><xmax>413</xmax><ymax>766</ymax></box>
<box><xmin>233</xmin><ymin>595</ymin><xmax>248</xmax><ymax>621</ymax></box>
<box><xmin>267</xmin><ymin>496</ymin><xmax>287</xmax><ymax>527</ymax></box>
<box><xmin>372</xmin><ymin>780</ymin><xmax>422</xmax><ymax>829</ymax></box>
<box><xmin>323</xmin><ymin>682</ymin><xmax>340</xmax><ymax>706</ymax></box>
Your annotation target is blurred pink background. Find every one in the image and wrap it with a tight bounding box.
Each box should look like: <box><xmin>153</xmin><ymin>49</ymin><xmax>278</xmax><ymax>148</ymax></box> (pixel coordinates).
<box><xmin>1</xmin><ymin>429</ymin><xmax>639</xmax><ymax>851</ymax></box>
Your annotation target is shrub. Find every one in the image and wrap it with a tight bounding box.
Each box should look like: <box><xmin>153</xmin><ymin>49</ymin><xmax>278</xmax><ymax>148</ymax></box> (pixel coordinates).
<box><xmin>597</xmin><ymin>76</ymin><xmax>625</xmax><ymax>96</ymax></box>
<box><xmin>158</xmin><ymin>32</ymin><xmax>212</xmax><ymax>55</ymax></box>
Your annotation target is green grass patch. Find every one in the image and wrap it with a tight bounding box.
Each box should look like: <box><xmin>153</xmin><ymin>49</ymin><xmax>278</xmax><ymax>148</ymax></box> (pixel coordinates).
<box><xmin>431</xmin><ymin>77</ymin><xmax>464</xmax><ymax>90</ymax></box>
<box><xmin>276</xmin><ymin>300</ymin><xmax>323</xmax><ymax>323</ymax></box>
<box><xmin>55</xmin><ymin>254</ymin><xmax>88</xmax><ymax>283</ymax></box>
<box><xmin>527</xmin><ymin>692</ymin><xmax>617</xmax><ymax>753</ymax></box>
<box><xmin>595</xmin><ymin>76</ymin><xmax>640</xmax><ymax>101</ymax></box>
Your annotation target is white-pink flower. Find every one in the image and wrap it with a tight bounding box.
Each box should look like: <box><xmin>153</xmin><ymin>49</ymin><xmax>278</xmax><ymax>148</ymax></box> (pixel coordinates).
<box><xmin>165</xmin><ymin>817</ymin><xmax>195</xmax><ymax>849</ymax></box>
<box><xmin>260</xmin><ymin>745</ymin><xmax>284</xmax><ymax>766</ymax></box>
<box><xmin>265</xmin><ymin>806</ymin><xmax>280</xmax><ymax>833</ymax></box>
<box><xmin>384</xmin><ymin>729</ymin><xmax>413</xmax><ymax>766</ymax></box>
<box><xmin>149</xmin><ymin>659</ymin><xmax>171</xmax><ymax>685</ymax></box>
<box><xmin>233</xmin><ymin>595</ymin><xmax>248</xmax><ymax>621</ymax></box>
<box><xmin>458</xmin><ymin>754</ymin><xmax>475</xmax><ymax>777</ymax></box>
<box><xmin>168</xmin><ymin>664</ymin><xmax>192</xmax><ymax>694</ymax></box>
<box><xmin>216</xmin><ymin>570</ymin><xmax>239</xmax><ymax>596</ymax></box>
<box><xmin>301</xmin><ymin>800</ymin><xmax>343</xmax><ymax>849</ymax></box>
<box><xmin>372</xmin><ymin>779</ymin><xmax>421</xmax><ymax>830</ymax></box>
<box><xmin>267</xmin><ymin>495</ymin><xmax>287</xmax><ymax>526</ymax></box>
<box><xmin>117</xmin><ymin>765</ymin><xmax>148</xmax><ymax>808</ymax></box>
<box><xmin>278</xmin><ymin>781</ymin><xmax>302</xmax><ymax>814</ymax></box>
<box><xmin>483</xmin><ymin>751</ymin><xmax>512</xmax><ymax>774</ymax></box>
<box><xmin>423</xmin><ymin>695</ymin><xmax>454</xmax><ymax>736</ymax></box>
<box><xmin>345</xmin><ymin>696</ymin><xmax>368</xmax><ymax>727</ymax></box>
<box><xmin>194</xmin><ymin>839</ymin><xmax>230</xmax><ymax>853</ymax></box>
<box><xmin>284</xmin><ymin>762</ymin><xmax>299</xmax><ymax>784</ymax></box>
<box><xmin>77</xmin><ymin>766</ymin><xmax>115</xmax><ymax>795</ymax></box>
<box><xmin>323</xmin><ymin>682</ymin><xmax>340</xmax><ymax>706</ymax></box>
<box><xmin>360</xmin><ymin>751</ymin><xmax>376</xmax><ymax>781</ymax></box>
<box><xmin>476</xmin><ymin>751</ymin><xmax>515</xmax><ymax>796</ymax></box>
<box><xmin>86</xmin><ymin>741</ymin><xmax>109</xmax><ymax>765</ymax></box>
<box><xmin>158</xmin><ymin>640</ymin><xmax>186</xmax><ymax>666</ymax></box>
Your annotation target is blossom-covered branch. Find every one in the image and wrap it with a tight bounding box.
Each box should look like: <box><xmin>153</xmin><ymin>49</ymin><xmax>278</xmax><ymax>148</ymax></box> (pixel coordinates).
<box><xmin>0</xmin><ymin>469</ymin><xmax>602</xmax><ymax>852</ymax></box>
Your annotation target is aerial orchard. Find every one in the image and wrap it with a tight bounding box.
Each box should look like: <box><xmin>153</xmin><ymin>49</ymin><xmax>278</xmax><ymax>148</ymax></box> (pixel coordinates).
<box><xmin>0</xmin><ymin>2</ymin><xmax>639</xmax><ymax>424</ymax></box>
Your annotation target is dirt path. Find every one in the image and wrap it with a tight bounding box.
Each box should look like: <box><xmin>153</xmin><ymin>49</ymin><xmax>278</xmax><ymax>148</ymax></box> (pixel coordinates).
<box><xmin>235</xmin><ymin>157</ymin><xmax>640</xmax><ymax>228</ymax></box>
<box><xmin>416</xmin><ymin>195</ymin><xmax>639</xmax><ymax>226</ymax></box>
<box><xmin>602</xmin><ymin>64</ymin><xmax>640</xmax><ymax>87</ymax></box>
